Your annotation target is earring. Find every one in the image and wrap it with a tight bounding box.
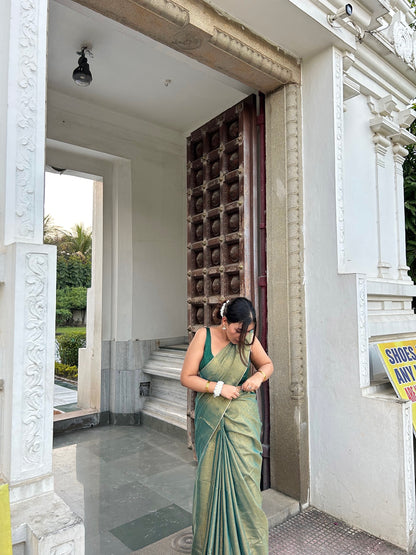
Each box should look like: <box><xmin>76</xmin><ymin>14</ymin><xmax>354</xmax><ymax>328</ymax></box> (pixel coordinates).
<box><xmin>222</xmin><ymin>325</ymin><xmax>226</xmax><ymax>330</ymax></box>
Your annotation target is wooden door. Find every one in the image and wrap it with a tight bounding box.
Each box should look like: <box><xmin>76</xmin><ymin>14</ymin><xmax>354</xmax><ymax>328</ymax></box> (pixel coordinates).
<box><xmin>186</xmin><ymin>94</ymin><xmax>258</xmax><ymax>448</ymax></box>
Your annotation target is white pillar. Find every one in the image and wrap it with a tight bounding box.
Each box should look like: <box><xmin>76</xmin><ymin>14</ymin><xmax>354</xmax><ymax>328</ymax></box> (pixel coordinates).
<box><xmin>369</xmin><ymin>116</ymin><xmax>400</xmax><ymax>279</ymax></box>
<box><xmin>0</xmin><ymin>0</ymin><xmax>84</xmax><ymax>551</ymax></box>
<box><xmin>393</xmin><ymin>143</ymin><xmax>412</xmax><ymax>280</ymax></box>
<box><xmin>304</xmin><ymin>46</ymin><xmax>415</xmax><ymax>550</ymax></box>
<box><xmin>78</xmin><ymin>180</ymin><xmax>103</xmax><ymax>411</ymax></box>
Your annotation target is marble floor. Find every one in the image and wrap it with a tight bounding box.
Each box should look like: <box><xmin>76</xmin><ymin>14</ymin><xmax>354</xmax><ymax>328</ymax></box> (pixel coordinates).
<box><xmin>53</xmin><ymin>424</ymin><xmax>412</xmax><ymax>555</ymax></box>
<box><xmin>54</xmin><ymin>379</ymin><xmax>78</xmax><ymax>412</ymax></box>
<box><xmin>53</xmin><ymin>424</ymin><xmax>195</xmax><ymax>554</ymax></box>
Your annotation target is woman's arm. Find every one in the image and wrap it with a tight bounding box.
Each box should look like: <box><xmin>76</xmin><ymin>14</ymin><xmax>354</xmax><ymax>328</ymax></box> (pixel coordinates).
<box><xmin>180</xmin><ymin>328</ymin><xmax>241</xmax><ymax>400</ymax></box>
<box><xmin>241</xmin><ymin>336</ymin><xmax>274</xmax><ymax>392</ymax></box>
<box><xmin>180</xmin><ymin>327</ymin><xmax>209</xmax><ymax>393</ymax></box>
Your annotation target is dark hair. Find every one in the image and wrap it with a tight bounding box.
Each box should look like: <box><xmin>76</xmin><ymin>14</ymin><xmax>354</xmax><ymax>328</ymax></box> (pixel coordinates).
<box><xmin>222</xmin><ymin>297</ymin><xmax>256</xmax><ymax>364</ymax></box>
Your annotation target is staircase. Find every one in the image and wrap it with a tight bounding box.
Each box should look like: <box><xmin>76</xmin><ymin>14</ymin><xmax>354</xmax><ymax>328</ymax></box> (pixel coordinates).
<box><xmin>141</xmin><ymin>345</ymin><xmax>188</xmax><ymax>431</ymax></box>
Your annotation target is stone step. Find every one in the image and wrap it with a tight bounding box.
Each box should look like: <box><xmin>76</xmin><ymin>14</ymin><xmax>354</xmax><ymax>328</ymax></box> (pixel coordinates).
<box><xmin>141</xmin><ymin>347</ymin><xmax>187</xmax><ymax>432</ymax></box>
<box><xmin>143</xmin><ymin>365</ymin><xmax>182</xmax><ymax>380</ymax></box>
<box><xmin>159</xmin><ymin>343</ymin><xmax>188</xmax><ymax>352</ymax></box>
<box><xmin>145</xmin><ymin>356</ymin><xmax>184</xmax><ymax>369</ymax></box>
<box><xmin>150</xmin><ymin>349</ymin><xmax>187</xmax><ymax>362</ymax></box>
<box><xmin>142</xmin><ymin>347</ymin><xmax>186</xmax><ymax>379</ymax></box>
<box><xmin>149</xmin><ymin>375</ymin><xmax>187</xmax><ymax>405</ymax></box>
<box><xmin>142</xmin><ymin>397</ymin><xmax>187</xmax><ymax>430</ymax></box>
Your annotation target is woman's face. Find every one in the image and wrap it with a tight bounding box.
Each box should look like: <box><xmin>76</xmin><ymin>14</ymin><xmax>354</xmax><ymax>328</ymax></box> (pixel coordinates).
<box><xmin>224</xmin><ymin>320</ymin><xmax>255</xmax><ymax>344</ymax></box>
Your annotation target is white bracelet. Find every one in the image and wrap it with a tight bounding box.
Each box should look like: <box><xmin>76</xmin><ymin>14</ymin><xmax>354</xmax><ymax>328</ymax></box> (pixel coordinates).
<box><xmin>213</xmin><ymin>381</ymin><xmax>224</xmax><ymax>398</ymax></box>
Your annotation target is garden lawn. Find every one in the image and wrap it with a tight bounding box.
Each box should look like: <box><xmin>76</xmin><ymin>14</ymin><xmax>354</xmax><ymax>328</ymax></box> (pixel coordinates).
<box><xmin>56</xmin><ymin>326</ymin><xmax>86</xmax><ymax>335</ymax></box>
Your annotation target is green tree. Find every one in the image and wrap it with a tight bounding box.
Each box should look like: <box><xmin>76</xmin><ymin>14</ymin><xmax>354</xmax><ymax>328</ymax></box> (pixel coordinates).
<box><xmin>404</xmin><ymin>118</ymin><xmax>416</xmax><ymax>281</ymax></box>
<box><xmin>43</xmin><ymin>214</ymin><xmax>63</xmax><ymax>245</ymax></box>
<box><xmin>59</xmin><ymin>223</ymin><xmax>92</xmax><ymax>258</ymax></box>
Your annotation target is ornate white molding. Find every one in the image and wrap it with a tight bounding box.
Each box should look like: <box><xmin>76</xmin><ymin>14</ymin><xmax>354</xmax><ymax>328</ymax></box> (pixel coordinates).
<box><xmin>368</xmin><ymin>95</ymin><xmax>398</xmax><ymax>118</ymax></box>
<box><xmin>358</xmin><ymin>276</ymin><xmax>370</xmax><ymax>387</ymax></box>
<box><xmin>372</xmin><ymin>134</ymin><xmax>390</xmax><ymax>166</ymax></box>
<box><xmin>22</xmin><ymin>253</ymin><xmax>48</xmax><ymax>472</ymax></box>
<box><xmin>335</xmin><ymin>50</ymin><xmax>346</xmax><ymax>271</ymax></box>
<box><xmin>398</xmin><ymin>108</ymin><xmax>416</xmax><ymax>129</ymax></box>
<box><xmin>210</xmin><ymin>28</ymin><xmax>293</xmax><ymax>84</ymax></box>
<box><xmin>403</xmin><ymin>404</ymin><xmax>416</xmax><ymax>538</ymax></box>
<box><xmin>139</xmin><ymin>0</ymin><xmax>189</xmax><ymax>27</ymax></box>
<box><xmin>51</xmin><ymin>541</ymin><xmax>75</xmax><ymax>555</ymax></box>
<box><xmin>5</xmin><ymin>0</ymin><xmax>47</xmax><ymax>244</ymax></box>
<box><xmin>389</xmin><ymin>11</ymin><xmax>413</xmax><ymax>64</ymax></box>
<box><xmin>285</xmin><ymin>84</ymin><xmax>306</xmax><ymax>402</ymax></box>
<box><xmin>369</xmin><ymin>116</ymin><xmax>400</xmax><ymax>137</ymax></box>
<box><xmin>369</xmin><ymin>10</ymin><xmax>416</xmax><ymax>70</ymax></box>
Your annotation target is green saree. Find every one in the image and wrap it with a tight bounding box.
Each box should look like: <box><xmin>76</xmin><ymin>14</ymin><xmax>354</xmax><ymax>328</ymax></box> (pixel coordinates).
<box><xmin>192</xmin><ymin>335</ymin><xmax>268</xmax><ymax>554</ymax></box>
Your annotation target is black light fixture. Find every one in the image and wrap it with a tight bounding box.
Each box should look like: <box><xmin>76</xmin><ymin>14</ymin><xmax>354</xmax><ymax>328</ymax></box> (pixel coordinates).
<box><xmin>72</xmin><ymin>47</ymin><xmax>92</xmax><ymax>87</ymax></box>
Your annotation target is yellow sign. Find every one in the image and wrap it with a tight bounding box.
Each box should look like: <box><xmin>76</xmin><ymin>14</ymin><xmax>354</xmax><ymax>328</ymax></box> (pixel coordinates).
<box><xmin>0</xmin><ymin>483</ymin><xmax>12</xmax><ymax>555</ymax></box>
<box><xmin>376</xmin><ymin>340</ymin><xmax>416</xmax><ymax>432</ymax></box>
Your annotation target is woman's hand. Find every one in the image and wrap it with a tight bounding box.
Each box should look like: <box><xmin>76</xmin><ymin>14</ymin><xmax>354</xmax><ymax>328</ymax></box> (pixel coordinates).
<box><xmin>241</xmin><ymin>374</ymin><xmax>263</xmax><ymax>393</ymax></box>
<box><xmin>220</xmin><ymin>384</ymin><xmax>241</xmax><ymax>400</ymax></box>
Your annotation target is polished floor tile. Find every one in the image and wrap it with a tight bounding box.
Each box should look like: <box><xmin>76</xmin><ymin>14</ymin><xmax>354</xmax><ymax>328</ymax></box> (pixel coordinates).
<box><xmin>54</xmin><ymin>380</ymin><xmax>78</xmax><ymax>407</ymax></box>
<box><xmin>110</xmin><ymin>504</ymin><xmax>192</xmax><ymax>551</ymax></box>
<box><xmin>53</xmin><ymin>424</ymin><xmax>194</xmax><ymax>555</ymax></box>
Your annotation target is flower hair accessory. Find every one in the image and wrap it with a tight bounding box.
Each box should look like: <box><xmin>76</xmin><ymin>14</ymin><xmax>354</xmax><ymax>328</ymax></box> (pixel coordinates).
<box><xmin>220</xmin><ymin>300</ymin><xmax>230</xmax><ymax>318</ymax></box>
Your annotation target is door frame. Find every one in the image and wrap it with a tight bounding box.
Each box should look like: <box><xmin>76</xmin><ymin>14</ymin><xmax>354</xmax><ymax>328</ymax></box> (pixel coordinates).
<box><xmin>72</xmin><ymin>0</ymin><xmax>308</xmax><ymax>504</ymax></box>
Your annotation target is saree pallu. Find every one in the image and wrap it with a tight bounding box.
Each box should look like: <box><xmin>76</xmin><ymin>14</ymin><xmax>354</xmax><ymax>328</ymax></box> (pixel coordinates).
<box><xmin>192</xmin><ymin>342</ymin><xmax>268</xmax><ymax>555</ymax></box>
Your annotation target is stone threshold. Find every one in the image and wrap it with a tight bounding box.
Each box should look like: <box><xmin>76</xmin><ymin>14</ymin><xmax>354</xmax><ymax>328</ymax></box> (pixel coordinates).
<box><xmin>53</xmin><ymin>408</ymin><xmax>100</xmax><ymax>434</ymax></box>
<box><xmin>131</xmin><ymin>489</ymin><xmax>300</xmax><ymax>554</ymax></box>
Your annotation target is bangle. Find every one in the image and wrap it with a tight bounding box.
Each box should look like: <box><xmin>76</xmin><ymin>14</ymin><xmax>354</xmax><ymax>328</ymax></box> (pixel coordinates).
<box><xmin>213</xmin><ymin>381</ymin><xmax>224</xmax><ymax>398</ymax></box>
<box><xmin>258</xmin><ymin>370</ymin><xmax>267</xmax><ymax>382</ymax></box>
<box><xmin>205</xmin><ymin>380</ymin><xmax>211</xmax><ymax>392</ymax></box>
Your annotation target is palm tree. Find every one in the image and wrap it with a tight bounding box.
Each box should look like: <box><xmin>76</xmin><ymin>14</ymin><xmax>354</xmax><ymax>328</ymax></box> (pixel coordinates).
<box><xmin>43</xmin><ymin>214</ymin><xmax>64</xmax><ymax>244</ymax></box>
<box><xmin>59</xmin><ymin>223</ymin><xmax>92</xmax><ymax>258</ymax></box>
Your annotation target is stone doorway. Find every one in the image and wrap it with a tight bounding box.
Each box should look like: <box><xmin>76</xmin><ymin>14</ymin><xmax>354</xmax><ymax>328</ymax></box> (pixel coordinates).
<box><xmin>46</xmin><ymin>0</ymin><xmax>308</xmax><ymax>504</ymax></box>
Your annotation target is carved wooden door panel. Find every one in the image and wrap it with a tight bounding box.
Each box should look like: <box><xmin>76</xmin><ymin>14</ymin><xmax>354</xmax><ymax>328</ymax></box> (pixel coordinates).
<box><xmin>186</xmin><ymin>95</ymin><xmax>258</xmax><ymax>449</ymax></box>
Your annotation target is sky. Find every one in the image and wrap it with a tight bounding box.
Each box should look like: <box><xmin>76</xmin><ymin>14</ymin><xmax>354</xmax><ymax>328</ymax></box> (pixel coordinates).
<box><xmin>44</xmin><ymin>172</ymin><xmax>93</xmax><ymax>231</ymax></box>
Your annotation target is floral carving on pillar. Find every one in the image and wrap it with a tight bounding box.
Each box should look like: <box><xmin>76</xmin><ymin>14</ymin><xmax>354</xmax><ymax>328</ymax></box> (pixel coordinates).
<box><xmin>286</xmin><ymin>84</ymin><xmax>306</xmax><ymax>402</ymax></box>
<box><xmin>357</xmin><ymin>276</ymin><xmax>370</xmax><ymax>388</ymax></box>
<box><xmin>403</xmin><ymin>405</ymin><xmax>416</xmax><ymax>536</ymax></box>
<box><xmin>335</xmin><ymin>50</ymin><xmax>345</xmax><ymax>271</ymax></box>
<box><xmin>6</xmin><ymin>0</ymin><xmax>47</xmax><ymax>243</ymax></box>
<box><xmin>22</xmin><ymin>253</ymin><xmax>48</xmax><ymax>471</ymax></box>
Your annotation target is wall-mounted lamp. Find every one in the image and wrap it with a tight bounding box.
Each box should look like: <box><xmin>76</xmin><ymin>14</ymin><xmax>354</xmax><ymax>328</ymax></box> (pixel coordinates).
<box><xmin>50</xmin><ymin>166</ymin><xmax>67</xmax><ymax>175</ymax></box>
<box><xmin>72</xmin><ymin>47</ymin><xmax>93</xmax><ymax>87</ymax></box>
<box><xmin>328</xmin><ymin>4</ymin><xmax>353</xmax><ymax>25</ymax></box>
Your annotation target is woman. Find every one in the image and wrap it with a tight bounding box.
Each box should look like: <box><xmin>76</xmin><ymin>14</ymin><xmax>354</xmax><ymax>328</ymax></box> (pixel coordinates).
<box><xmin>181</xmin><ymin>297</ymin><xmax>274</xmax><ymax>554</ymax></box>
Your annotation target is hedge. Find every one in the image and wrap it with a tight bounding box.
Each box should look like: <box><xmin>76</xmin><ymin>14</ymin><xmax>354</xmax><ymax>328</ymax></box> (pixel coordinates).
<box><xmin>56</xmin><ymin>308</ymin><xmax>72</xmax><ymax>327</ymax></box>
<box><xmin>55</xmin><ymin>362</ymin><xmax>78</xmax><ymax>381</ymax></box>
<box><xmin>56</xmin><ymin>330</ymin><xmax>86</xmax><ymax>367</ymax></box>
<box><xmin>56</xmin><ymin>287</ymin><xmax>87</xmax><ymax>311</ymax></box>
<box><xmin>57</xmin><ymin>254</ymin><xmax>91</xmax><ymax>289</ymax></box>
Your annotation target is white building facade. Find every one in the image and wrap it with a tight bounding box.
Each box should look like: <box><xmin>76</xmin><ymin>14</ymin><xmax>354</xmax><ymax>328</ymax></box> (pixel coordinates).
<box><xmin>2</xmin><ymin>0</ymin><xmax>416</xmax><ymax>552</ymax></box>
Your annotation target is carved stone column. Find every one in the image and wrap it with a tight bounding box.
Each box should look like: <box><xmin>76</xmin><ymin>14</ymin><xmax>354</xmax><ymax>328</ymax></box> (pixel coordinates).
<box><xmin>390</xmin><ymin>110</ymin><xmax>416</xmax><ymax>280</ymax></box>
<box><xmin>369</xmin><ymin>111</ymin><xmax>400</xmax><ymax>279</ymax></box>
<box><xmin>266</xmin><ymin>83</ymin><xmax>308</xmax><ymax>504</ymax></box>
<box><xmin>367</xmin><ymin>98</ymin><xmax>416</xmax><ymax>282</ymax></box>
<box><xmin>0</xmin><ymin>0</ymin><xmax>84</xmax><ymax>551</ymax></box>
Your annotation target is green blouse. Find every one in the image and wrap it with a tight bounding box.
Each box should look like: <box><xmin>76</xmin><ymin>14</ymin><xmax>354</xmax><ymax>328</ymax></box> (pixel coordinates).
<box><xmin>199</xmin><ymin>327</ymin><xmax>250</xmax><ymax>385</ymax></box>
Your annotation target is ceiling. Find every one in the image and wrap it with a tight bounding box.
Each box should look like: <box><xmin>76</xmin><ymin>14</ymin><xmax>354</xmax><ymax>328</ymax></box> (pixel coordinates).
<box><xmin>47</xmin><ymin>0</ymin><xmax>255</xmax><ymax>134</ymax></box>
